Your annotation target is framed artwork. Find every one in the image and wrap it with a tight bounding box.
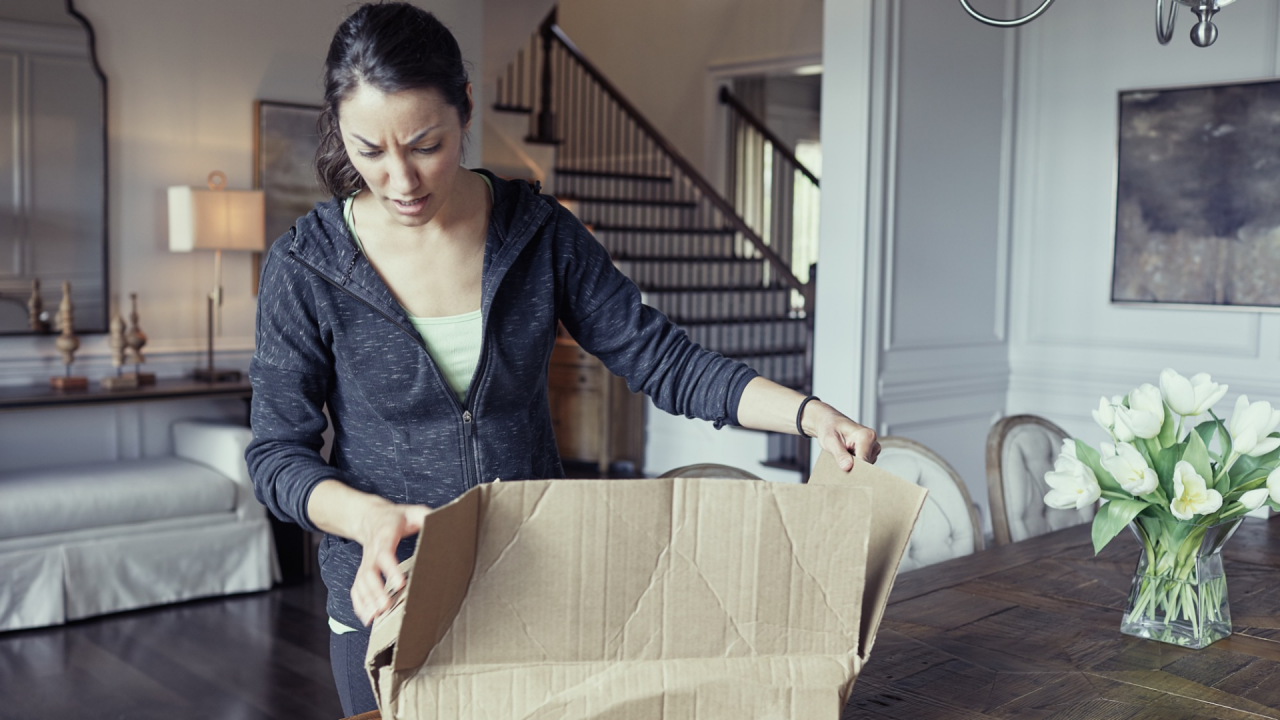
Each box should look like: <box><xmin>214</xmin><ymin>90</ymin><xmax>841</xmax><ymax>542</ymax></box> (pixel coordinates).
<box><xmin>1111</xmin><ymin>78</ymin><xmax>1280</xmax><ymax>309</ymax></box>
<box><xmin>253</xmin><ymin>100</ymin><xmax>327</xmax><ymax>291</ymax></box>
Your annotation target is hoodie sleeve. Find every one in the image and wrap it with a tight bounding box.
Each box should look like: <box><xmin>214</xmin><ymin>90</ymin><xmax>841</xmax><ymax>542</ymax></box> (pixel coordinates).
<box><xmin>245</xmin><ymin>241</ymin><xmax>344</xmax><ymax>532</ymax></box>
<box><xmin>551</xmin><ymin>204</ymin><xmax>758</xmax><ymax>428</ymax></box>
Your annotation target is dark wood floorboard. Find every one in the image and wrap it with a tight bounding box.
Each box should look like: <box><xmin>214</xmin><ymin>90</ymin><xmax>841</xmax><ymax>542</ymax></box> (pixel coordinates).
<box><xmin>0</xmin><ymin>576</ymin><xmax>342</xmax><ymax>720</ymax></box>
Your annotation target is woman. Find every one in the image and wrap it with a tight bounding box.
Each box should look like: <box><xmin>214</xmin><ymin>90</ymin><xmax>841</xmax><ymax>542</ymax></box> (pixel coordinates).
<box><xmin>246</xmin><ymin>3</ymin><xmax>879</xmax><ymax>715</ymax></box>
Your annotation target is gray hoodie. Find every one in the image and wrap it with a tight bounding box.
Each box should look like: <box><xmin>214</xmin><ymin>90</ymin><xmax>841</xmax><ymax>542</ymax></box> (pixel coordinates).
<box><xmin>246</xmin><ymin>170</ymin><xmax>758</xmax><ymax>629</ymax></box>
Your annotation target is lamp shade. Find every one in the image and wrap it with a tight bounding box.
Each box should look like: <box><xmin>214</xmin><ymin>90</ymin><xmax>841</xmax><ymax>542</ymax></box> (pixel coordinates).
<box><xmin>168</xmin><ymin>186</ymin><xmax>266</xmax><ymax>252</ymax></box>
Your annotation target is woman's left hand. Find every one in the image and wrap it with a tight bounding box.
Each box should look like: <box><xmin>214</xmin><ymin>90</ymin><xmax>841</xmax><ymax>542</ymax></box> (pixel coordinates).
<box><xmin>801</xmin><ymin>400</ymin><xmax>880</xmax><ymax>471</ymax></box>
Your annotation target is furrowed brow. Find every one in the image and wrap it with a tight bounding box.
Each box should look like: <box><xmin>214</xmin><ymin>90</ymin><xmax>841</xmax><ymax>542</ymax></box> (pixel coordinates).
<box><xmin>405</xmin><ymin>126</ymin><xmax>440</xmax><ymax>145</ymax></box>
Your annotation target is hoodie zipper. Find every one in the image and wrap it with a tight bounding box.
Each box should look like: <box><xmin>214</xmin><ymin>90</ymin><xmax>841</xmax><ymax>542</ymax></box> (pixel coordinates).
<box><xmin>291</xmin><ymin>251</ymin><xmax>488</xmax><ymax>490</ymax></box>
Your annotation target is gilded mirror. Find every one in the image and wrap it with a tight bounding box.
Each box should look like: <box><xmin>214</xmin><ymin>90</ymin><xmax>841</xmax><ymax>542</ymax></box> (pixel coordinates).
<box><xmin>0</xmin><ymin>0</ymin><xmax>107</xmax><ymax>334</ymax></box>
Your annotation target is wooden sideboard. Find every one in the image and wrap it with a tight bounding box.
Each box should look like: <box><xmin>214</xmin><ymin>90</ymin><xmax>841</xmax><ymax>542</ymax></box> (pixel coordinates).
<box><xmin>548</xmin><ymin>337</ymin><xmax>645</xmax><ymax>476</ymax></box>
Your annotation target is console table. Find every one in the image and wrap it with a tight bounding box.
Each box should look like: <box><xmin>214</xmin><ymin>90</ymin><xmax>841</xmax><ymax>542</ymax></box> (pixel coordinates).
<box><xmin>0</xmin><ymin>377</ymin><xmax>252</xmax><ymax>411</ymax></box>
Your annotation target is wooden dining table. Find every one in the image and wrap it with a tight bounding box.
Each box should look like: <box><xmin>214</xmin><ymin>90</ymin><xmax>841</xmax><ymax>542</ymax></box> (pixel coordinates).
<box><xmin>842</xmin><ymin>516</ymin><xmax>1280</xmax><ymax>719</ymax></box>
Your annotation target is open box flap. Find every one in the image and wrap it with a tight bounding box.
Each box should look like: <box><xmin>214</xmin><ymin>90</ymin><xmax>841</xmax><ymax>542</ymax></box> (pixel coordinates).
<box><xmin>807</xmin><ymin>451</ymin><xmax>927</xmax><ymax>664</ymax></box>
<box><xmin>366</xmin><ymin>488</ymin><xmax>481</xmax><ymax>707</ymax></box>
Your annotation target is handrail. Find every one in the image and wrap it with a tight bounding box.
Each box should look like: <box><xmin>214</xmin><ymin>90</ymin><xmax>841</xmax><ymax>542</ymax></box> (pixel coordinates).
<box><xmin>546</xmin><ymin>23</ymin><xmax>811</xmax><ymax>306</ymax></box>
<box><xmin>718</xmin><ymin>87</ymin><xmax>820</xmax><ymax>188</ymax></box>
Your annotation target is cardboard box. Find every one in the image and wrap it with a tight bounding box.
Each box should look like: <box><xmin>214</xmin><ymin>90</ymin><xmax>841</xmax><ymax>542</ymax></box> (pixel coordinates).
<box><xmin>364</xmin><ymin>452</ymin><xmax>926</xmax><ymax>719</ymax></box>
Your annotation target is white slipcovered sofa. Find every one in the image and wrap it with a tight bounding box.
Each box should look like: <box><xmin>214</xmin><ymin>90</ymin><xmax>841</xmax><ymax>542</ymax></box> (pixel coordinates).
<box><xmin>0</xmin><ymin>420</ymin><xmax>279</xmax><ymax>632</ymax></box>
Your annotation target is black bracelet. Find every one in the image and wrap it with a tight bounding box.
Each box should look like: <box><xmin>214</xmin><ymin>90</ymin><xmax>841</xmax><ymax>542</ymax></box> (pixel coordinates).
<box><xmin>796</xmin><ymin>395</ymin><xmax>820</xmax><ymax>438</ymax></box>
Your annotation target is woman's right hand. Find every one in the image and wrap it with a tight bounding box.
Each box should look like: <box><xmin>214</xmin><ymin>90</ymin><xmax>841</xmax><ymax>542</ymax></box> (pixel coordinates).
<box><xmin>351</xmin><ymin>501</ymin><xmax>431</xmax><ymax>626</ymax></box>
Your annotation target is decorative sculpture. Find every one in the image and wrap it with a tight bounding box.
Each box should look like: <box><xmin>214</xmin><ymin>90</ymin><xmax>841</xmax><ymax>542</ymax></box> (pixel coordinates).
<box><xmin>49</xmin><ymin>281</ymin><xmax>88</xmax><ymax>390</ymax></box>
<box><xmin>123</xmin><ymin>292</ymin><xmax>155</xmax><ymax>385</ymax></box>
<box><xmin>27</xmin><ymin>279</ymin><xmax>49</xmax><ymax>333</ymax></box>
<box><xmin>100</xmin><ymin>295</ymin><xmax>139</xmax><ymax>390</ymax></box>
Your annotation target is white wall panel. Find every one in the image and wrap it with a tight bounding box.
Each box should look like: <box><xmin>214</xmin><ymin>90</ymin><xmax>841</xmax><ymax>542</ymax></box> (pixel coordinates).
<box><xmin>812</xmin><ymin>0</ymin><xmax>876</xmax><ymax>442</ymax></box>
<box><xmin>871</xmin><ymin>1</ymin><xmax>1014</xmax><ymax>529</ymax></box>
<box><xmin>1007</xmin><ymin>0</ymin><xmax>1280</xmax><ymax>429</ymax></box>
<box><xmin>888</xmin><ymin>1</ymin><xmax>1008</xmax><ymax>350</ymax></box>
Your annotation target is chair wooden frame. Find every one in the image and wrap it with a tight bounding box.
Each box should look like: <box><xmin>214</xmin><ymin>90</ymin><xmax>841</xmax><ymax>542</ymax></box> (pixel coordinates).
<box><xmin>880</xmin><ymin>436</ymin><xmax>984</xmax><ymax>554</ymax></box>
<box><xmin>986</xmin><ymin>414</ymin><xmax>1070</xmax><ymax>546</ymax></box>
<box><xmin>656</xmin><ymin>463</ymin><xmax>762</xmax><ymax>480</ymax></box>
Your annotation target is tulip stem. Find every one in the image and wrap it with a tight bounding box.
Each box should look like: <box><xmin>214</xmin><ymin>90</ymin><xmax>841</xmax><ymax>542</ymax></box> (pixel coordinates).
<box><xmin>1213</xmin><ymin>451</ymin><xmax>1239</xmax><ymax>488</ymax></box>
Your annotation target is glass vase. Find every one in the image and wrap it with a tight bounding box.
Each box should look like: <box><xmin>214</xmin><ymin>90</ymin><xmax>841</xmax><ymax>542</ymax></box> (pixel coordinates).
<box><xmin>1120</xmin><ymin>515</ymin><xmax>1243</xmax><ymax>649</ymax></box>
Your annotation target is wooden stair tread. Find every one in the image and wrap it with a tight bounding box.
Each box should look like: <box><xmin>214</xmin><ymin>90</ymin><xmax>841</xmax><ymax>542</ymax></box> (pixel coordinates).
<box><xmin>611</xmin><ymin>254</ymin><xmax>765</xmax><ymax>263</ymax></box>
<box><xmin>557</xmin><ymin>194</ymin><xmax>697</xmax><ymax>208</ymax></box>
<box><xmin>555</xmin><ymin>167</ymin><xmax>674</xmax><ymax>183</ymax></box>
<box><xmin>590</xmin><ymin>225</ymin><xmax>737</xmax><ymax>235</ymax></box>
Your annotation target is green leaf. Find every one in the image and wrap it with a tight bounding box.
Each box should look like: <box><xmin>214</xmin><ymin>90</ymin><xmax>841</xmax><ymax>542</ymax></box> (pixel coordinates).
<box><xmin>1075</xmin><ymin>440</ymin><xmax>1125</xmax><ymax>496</ymax></box>
<box><xmin>1193</xmin><ymin>419</ymin><xmax>1218</xmax><ymax>456</ymax></box>
<box><xmin>1228</xmin><ymin>444</ymin><xmax>1279</xmax><ymax>489</ymax></box>
<box><xmin>1214</xmin><ymin>416</ymin><xmax>1232</xmax><ymax>463</ymax></box>
<box><xmin>1159</xmin><ymin>402</ymin><xmax>1178</xmax><ymax>447</ymax></box>
<box><xmin>1136</xmin><ymin>438</ymin><xmax>1157</xmax><ymax>467</ymax></box>
<box><xmin>1233</xmin><ymin>465</ymin><xmax>1272</xmax><ymax>488</ymax></box>
<box><xmin>1092</xmin><ymin>499</ymin><xmax>1151</xmax><ymax>555</ymax></box>
<box><xmin>1153</xmin><ymin>446</ymin><xmax>1178</xmax><ymax>500</ymax></box>
<box><xmin>1182</xmin><ymin>429</ymin><xmax>1213</xmax><ymax>486</ymax></box>
<box><xmin>1230</xmin><ymin>453</ymin><xmax>1260</xmax><ymax>483</ymax></box>
<box><xmin>1222</xmin><ymin>474</ymin><xmax>1269</xmax><ymax>503</ymax></box>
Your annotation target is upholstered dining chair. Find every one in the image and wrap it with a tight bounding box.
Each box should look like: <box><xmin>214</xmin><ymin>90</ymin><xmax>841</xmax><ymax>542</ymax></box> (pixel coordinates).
<box><xmin>986</xmin><ymin>414</ymin><xmax>1094</xmax><ymax>545</ymax></box>
<box><xmin>875</xmin><ymin>436</ymin><xmax>983</xmax><ymax>572</ymax></box>
<box><xmin>657</xmin><ymin>463</ymin><xmax>763</xmax><ymax>480</ymax></box>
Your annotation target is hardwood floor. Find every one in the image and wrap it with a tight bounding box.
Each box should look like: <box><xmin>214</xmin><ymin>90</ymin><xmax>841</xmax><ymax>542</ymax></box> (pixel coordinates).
<box><xmin>0</xmin><ymin>576</ymin><xmax>342</xmax><ymax>720</ymax></box>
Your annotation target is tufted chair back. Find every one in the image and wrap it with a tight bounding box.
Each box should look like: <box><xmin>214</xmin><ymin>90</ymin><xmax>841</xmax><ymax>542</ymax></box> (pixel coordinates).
<box><xmin>657</xmin><ymin>463</ymin><xmax>763</xmax><ymax>480</ymax></box>
<box><xmin>986</xmin><ymin>414</ymin><xmax>1094</xmax><ymax>545</ymax></box>
<box><xmin>874</xmin><ymin>437</ymin><xmax>982</xmax><ymax>572</ymax></box>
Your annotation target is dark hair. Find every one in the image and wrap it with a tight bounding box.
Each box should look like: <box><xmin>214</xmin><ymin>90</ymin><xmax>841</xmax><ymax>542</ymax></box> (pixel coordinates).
<box><xmin>315</xmin><ymin>2</ymin><xmax>471</xmax><ymax>197</ymax></box>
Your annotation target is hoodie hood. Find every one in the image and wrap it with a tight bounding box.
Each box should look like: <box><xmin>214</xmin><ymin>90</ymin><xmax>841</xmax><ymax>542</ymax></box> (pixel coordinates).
<box><xmin>285</xmin><ymin>169</ymin><xmax>553</xmax><ymax>330</ymax></box>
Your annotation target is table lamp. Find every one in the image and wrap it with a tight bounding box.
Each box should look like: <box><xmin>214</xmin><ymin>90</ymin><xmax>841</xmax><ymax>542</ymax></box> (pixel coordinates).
<box><xmin>168</xmin><ymin>171</ymin><xmax>265</xmax><ymax>382</ymax></box>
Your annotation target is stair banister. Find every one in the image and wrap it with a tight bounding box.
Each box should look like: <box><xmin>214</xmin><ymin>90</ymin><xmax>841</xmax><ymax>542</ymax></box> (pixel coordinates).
<box><xmin>544</xmin><ymin>21</ymin><xmax>812</xmax><ymax>309</ymax></box>
<box><xmin>718</xmin><ymin>86</ymin><xmax>820</xmax><ymax>189</ymax></box>
<box><xmin>534</xmin><ymin>9</ymin><xmax>558</xmax><ymax>143</ymax></box>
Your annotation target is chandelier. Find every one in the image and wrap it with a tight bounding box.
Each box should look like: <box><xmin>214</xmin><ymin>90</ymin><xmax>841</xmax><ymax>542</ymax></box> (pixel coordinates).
<box><xmin>959</xmin><ymin>0</ymin><xmax>1236</xmax><ymax>47</ymax></box>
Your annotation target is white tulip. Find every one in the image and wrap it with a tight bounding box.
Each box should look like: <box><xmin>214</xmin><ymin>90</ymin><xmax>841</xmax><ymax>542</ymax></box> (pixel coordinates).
<box><xmin>1092</xmin><ymin>396</ymin><xmax>1119</xmax><ymax>436</ymax></box>
<box><xmin>1159</xmin><ymin>368</ymin><xmax>1228</xmax><ymax>417</ymax></box>
<box><xmin>1044</xmin><ymin>452</ymin><xmax>1102</xmax><ymax>511</ymax></box>
<box><xmin>1061</xmin><ymin>438</ymin><xmax>1078</xmax><ymax>459</ymax></box>
<box><xmin>1239</xmin><ymin>488</ymin><xmax>1269</xmax><ymax>511</ymax></box>
<box><xmin>1169</xmin><ymin>461</ymin><xmax>1223</xmax><ymax>520</ymax></box>
<box><xmin>1100</xmin><ymin>442</ymin><xmax>1159</xmax><ymax>496</ymax></box>
<box><xmin>1269</xmin><ymin>466</ymin><xmax>1280</xmax><ymax>506</ymax></box>
<box><xmin>1114</xmin><ymin>384</ymin><xmax>1165</xmax><ymax>441</ymax></box>
<box><xmin>1228</xmin><ymin>395</ymin><xmax>1280</xmax><ymax>458</ymax></box>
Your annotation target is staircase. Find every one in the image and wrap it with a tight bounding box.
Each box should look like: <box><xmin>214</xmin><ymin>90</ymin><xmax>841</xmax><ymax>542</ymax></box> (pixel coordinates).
<box><xmin>492</xmin><ymin>10</ymin><xmax>817</xmax><ymax>472</ymax></box>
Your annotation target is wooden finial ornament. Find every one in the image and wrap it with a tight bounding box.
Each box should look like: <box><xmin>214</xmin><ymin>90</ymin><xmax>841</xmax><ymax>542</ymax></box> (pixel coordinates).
<box><xmin>123</xmin><ymin>292</ymin><xmax>156</xmax><ymax>385</ymax></box>
<box><xmin>50</xmin><ymin>281</ymin><xmax>88</xmax><ymax>390</ymax></box>
<box><xmin>101</xmin><ymin>295</ymin><xmax>139</xmax><ymax>390</ymax></box>
<box><xmin>28</xmin><ymin>278</ymin><xmax>49</xmax><ymax>333</ymax></box>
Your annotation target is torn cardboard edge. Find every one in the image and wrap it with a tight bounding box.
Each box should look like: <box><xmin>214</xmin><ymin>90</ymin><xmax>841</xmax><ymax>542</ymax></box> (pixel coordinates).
<box><xmin>366</xmin><ymin>452</ymin><xmax>926</xmax><ymax>719</ymax></box>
